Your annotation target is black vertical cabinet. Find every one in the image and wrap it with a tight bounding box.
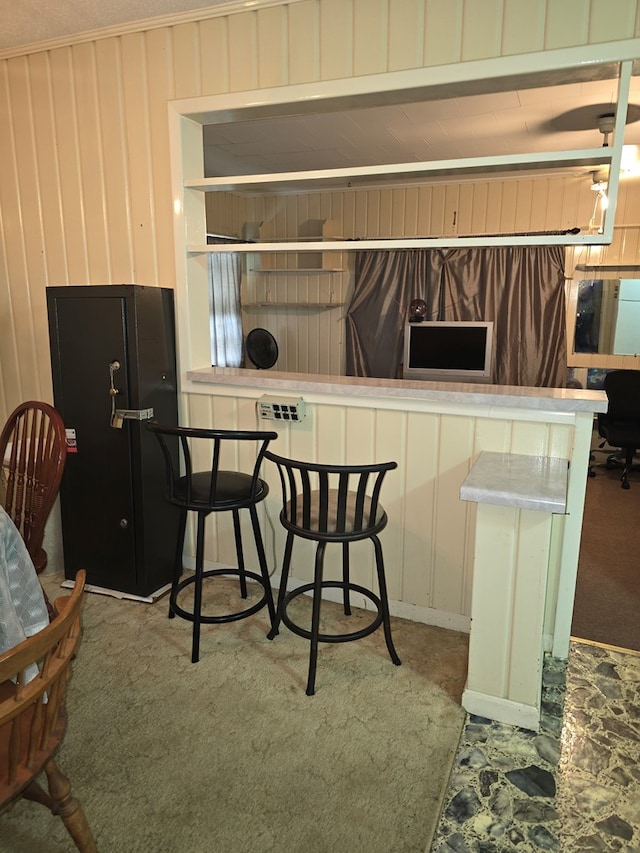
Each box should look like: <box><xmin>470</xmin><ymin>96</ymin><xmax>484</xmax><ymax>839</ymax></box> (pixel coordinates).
<box><xmin>47</xmin><ymin>285</ymin><xmax>179</xmax><ymax>597</ymax></box>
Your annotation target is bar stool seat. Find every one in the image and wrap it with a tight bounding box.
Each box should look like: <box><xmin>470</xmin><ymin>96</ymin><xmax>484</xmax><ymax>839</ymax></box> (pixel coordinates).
<box><xmin>264</xmin><ymin>450</ymin><xmax>401</xmax><ymax>695</ymax></box>
<box><xmin>148</xmin><ymin>423</ymin><xmax>277</xmax><ymax>663</ymax></box>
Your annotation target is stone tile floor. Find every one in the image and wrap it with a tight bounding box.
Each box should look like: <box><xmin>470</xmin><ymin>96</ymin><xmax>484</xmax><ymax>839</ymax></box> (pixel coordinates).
<box><xmin>431</xmin><ymin>640</ymin><xmax>640</xmax><ymax>852</ymax></box>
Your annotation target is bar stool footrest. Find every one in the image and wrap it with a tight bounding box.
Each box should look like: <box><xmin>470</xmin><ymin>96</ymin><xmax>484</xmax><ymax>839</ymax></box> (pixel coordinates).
<box><xmin>281</xmin><ymin>581</ymin><xmax>384</xmax><ymax>643</ymax></box>
<box><xmin>171</xmin><ymin>569</ymin><xmax>270</xmax><ymax>625</ymax></box>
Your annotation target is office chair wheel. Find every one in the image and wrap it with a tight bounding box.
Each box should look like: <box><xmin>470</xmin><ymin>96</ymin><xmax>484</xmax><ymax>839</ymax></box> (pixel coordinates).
<box><xmin>622</xmin><ymin>480</ymin><xmax>631</xmax><ymax>490</ymax></box>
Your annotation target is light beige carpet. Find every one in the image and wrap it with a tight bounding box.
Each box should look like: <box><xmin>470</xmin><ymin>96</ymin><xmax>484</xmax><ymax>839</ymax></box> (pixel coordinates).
<box><xmin>2</xmin><ymin>573</ymin><xmax>468</xmax><ymax>853</ymax></box>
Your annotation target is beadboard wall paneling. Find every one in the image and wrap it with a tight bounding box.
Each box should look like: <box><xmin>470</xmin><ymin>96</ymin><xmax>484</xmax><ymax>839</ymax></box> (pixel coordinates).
<box><xmin>501</xmin><ymin>0</ymin><xmax>546</xmax><ymax>56</ymax></box>
<box><xmin>287</xmin><ymin>0</ymin><xmax>319</xmax><ymax>84</ymax></box>
<box><xmin>205</xmin><ymin>191</ymin><xmax>248</xmax><ymax>238</ymax></box>
<box><xmin>241</xmin><ymin>176</ymin><xmax>601</xmax><ymax>242</ymax></box>
<box><xmin>353</xmin><ymin>0</ymin><xmax>387</xmax><ymax>77</ymax></box>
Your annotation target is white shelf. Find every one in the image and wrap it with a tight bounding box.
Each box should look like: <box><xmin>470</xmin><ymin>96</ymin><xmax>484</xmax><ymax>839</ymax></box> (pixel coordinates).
<box><xmin>184</xmin><ymin>147</ymin><xmax>614</xmax><ymax>194</ymax></box>
<box><xmin>190</xmin><ymin>233</ymin><xmax>616</xmax><ymax>252</ymax></box>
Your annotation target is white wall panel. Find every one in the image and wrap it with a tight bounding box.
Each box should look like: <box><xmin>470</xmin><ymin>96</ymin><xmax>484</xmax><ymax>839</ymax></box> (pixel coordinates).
<box><xmin>96</xmin><ymin>39</ymin><xmax>134</xmax><ymax>284</ymax></box>
<box><xmin>545</xmin><ymin>0</ymin><xmax>591</xmax><ymax>50</ymax></box>
<box><xmin>502</xmin><ymin>0</ymin><xmax>546</xmax><ymax>56</ymax></box>
<box><xmin>287</xmin><ymin>0</ymin><xmax>318</xmax><ymax>84</ymax></box>
<box><xmin>28</xmin><ymin>53</ymin><xmax>67</xmax><ymax>288</ymax></box>
<box><xmin>372</xmin><ymin>407</ymin><xmax>407</xmax><ymax>600</ymax></box>
<box><xmin>205</xmin><ymin>192</ymin><xmax>248</xmax><ymax>239</ymax></box>
<box><xmin>424</xmin><ymin>0</ymin><xmax>463</xmax><ymax>66</ymax></box>
<box><xmin>8</xmin><ymin>58</ymin><xmax>49</xmax><ymax>400</ymax></box>
<box><xmin>0</xmin><ymin>63</ymin><xmax>34</xmax><ymax>405</ymax></box>
<box><xmin>199</xmin><ymin>17</ymin><xmax>229</xmax><ymax>93</ymax></box>
<box><xmin>430</xmin><ymin>185</ymin><xmax>447</xmax><ymax>235</ymax></box>
<box><xmin>147</xmin><ymin>29</ymin><xmax>180</xmax><ymax>288</ymax></box>
<box><xmin>432</xmin><ymin>414</ymin><xmax>475</xmax><ymax>613</ymax></box>
<box><xmin>388</xmin><ymin>0</ymin><xmax>425</xmax><ymax>72</ymax></box>
<box><xmin>257</xmin><ymin>6</ymin><xmax>288</xmax><ymax>89</ymax></box>
<box><xmin>48</xmin><ymin>48</ymin><xmax>90</xmax><ymax>287</ymax></box>
<box><xmin>172</xmin><ymin>23</ymin><xmax>200</xmax><ymax>99</ymax></box>
<box><xmin>401</xmin><ymin>411</ymin><xmax>438</xmax><ymax>607</ymax></box>
<box><xmin>121</xmin><ymin>35</ymin><xmax>159</xmax><ymax>285</ymax></box>
<box><xmin>353</xmin><ymin>0</ymin><xmax>388</xmax><ymax>77</ymax></box>
<box><xmin>318</xmin><ymin>0</ymin><xmax>353</xmax><ymax>81</ymax></box>
<box><xmin>589</xmin><ymin>0</ymin><xmax>639</xmax><ymax>43</ymax></box>
<box><xmin>72</xmin><ymin>43</ymin><xmax>112</xmax><ymax>283</ymax></box>
<box><xmin>229</xmin><ymin>12</ymin><xmax>259</xmax><ymax>93</ymax></box>
<box><xmin>461</xmin><ymin>0</ymin><xmax>505</xmax><ymax>61</ymax></box>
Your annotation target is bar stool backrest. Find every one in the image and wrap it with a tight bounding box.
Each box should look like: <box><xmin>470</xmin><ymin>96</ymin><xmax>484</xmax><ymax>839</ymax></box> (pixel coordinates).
<box><xmin>147</xmin><ymin>424</ymin><xmax>278</xmax><ymax>511</ymax></box>
<box><xmin>264</xmin><ymin>451</ymin><xmax>397</xmax><ymax>541</ymax></box>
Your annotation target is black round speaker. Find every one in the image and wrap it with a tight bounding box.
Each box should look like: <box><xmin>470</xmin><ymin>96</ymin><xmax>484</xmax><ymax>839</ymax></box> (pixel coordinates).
<box><xmin>245</xmin><ymin>328</ymin><xmax>279</xmax><ymax>369</ymax></box>
<box><xmin>409</xmin><ymin>298</ymin><xmax>427</xmax><ymax>323</ymax></box>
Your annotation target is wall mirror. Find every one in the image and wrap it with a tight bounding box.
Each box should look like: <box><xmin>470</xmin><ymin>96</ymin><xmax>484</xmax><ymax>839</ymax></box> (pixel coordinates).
<box><xmin>574</xmin><ymin>278</ymin><xmax>640</xmax><ymax>355</ymax></box>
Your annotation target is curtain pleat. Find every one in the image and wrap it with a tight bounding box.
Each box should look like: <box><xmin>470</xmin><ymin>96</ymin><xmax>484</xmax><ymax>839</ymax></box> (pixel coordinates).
<box><xmin>346</xmin><ymin>250</ymin><xmax>430</xmax><ymax>378</ymax></box>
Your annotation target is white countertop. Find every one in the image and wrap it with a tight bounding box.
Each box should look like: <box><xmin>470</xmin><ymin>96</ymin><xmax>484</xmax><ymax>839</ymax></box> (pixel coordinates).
<box><xmin>187</xmin><ymin>367</ymin><xmax>608</xmax><ymax>414</ymax></box>
<box><xmin>460</xmin><ymin>451</ymin><xmax>569</xmax><ymax>513</ymax></box>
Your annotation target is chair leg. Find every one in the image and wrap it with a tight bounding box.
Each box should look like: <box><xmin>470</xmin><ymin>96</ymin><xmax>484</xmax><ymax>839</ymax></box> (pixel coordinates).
<box><xmin>191</xmin><ymin>512</ymin><xmax>207</xmax><ymax>663</ymax></box>
<box><xmin>232</xmin><ymin>509</ymin><xmax>248</xmax><ymax>598</ymax></box>
<box><xmin>268</xmin><ymin>531</ymin><xmax>295</xmax><ymax>640</ymax></box>
<box><xmin>249</xmin><ymin>504</ymin><xmax>276</xmax><ymax>627</ymax></box>
<box><xmin>28</xmin><ymin>759</ymin><xmax>98</xmax><ymax>852</ymax></box>
<box><xmin>372</xmin><ymin>535</ymin><xmax>401</xmax><ymax>667</ymax></box>
<box><xmin>306</xmin><ymin>541</ymin><xmax>327</xmax><ymax>696</ymax></box>
<box><xmin>169</xmin><ymin>509</ymin><xmax>188</xmax><ymax>619</ymax></box>
<box><xmin>621</xmin><ymin>447</ymin><xmax>635</xmax><ymax>490</ymax></box>
<box><xmin>342</xmin><ymin>541</ymin><xmax>352</xmax><ymax>616</ymax></box>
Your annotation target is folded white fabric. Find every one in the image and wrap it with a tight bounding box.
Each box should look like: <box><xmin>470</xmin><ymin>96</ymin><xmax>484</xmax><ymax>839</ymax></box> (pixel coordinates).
<box><xmin>0</xmin><ymin>506</ymin><xmax>49</xmax><ymax>680</ymax></box>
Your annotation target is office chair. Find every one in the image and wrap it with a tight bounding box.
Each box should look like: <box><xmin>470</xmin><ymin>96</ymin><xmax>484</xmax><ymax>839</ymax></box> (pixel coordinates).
<box><xmin>597</xmin><ymin>369</ymin><xmax>640</xmax><ymax>489</ymax></box>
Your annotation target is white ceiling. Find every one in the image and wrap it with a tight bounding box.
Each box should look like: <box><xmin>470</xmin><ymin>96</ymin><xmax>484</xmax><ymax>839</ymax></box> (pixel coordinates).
<box><xmin>3</xmin><ymin>1</ymin><xmax>640</xmax><ymax>184</ymax></box>
<box><xmin>0</xmin><ymin>0</ymin><xmax>235</xmax><ymax>51</ymax></box>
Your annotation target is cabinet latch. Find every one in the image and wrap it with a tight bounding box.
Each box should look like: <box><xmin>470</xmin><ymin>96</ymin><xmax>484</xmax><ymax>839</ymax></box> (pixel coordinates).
<box><xmin>114</xmin><ymin>408</ymin><xmax>154</xmax><ymax>421</ymax></box>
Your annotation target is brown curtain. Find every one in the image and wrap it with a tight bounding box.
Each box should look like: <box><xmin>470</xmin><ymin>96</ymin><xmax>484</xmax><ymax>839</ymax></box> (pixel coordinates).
<box><xmin>346</xmin><ymin>246</ymin><xmax>567</xmax><ymax>387</ymax></box>
<box><xmin>346</xmin><ymin>250</ymin><xmax>430</xmax><ymax>378</ymax></box>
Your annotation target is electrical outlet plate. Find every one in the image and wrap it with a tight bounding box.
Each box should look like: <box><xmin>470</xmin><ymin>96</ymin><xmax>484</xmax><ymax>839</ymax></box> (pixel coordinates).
<box><xmin>257</xmin><ymin>395</ymin><xmax>305</xmax><ymax>422</ymax></box>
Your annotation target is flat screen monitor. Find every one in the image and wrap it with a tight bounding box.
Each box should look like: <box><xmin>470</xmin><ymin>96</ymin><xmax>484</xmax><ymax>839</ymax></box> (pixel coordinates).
<box><xmin>403</xmin><ymin>321</ymin><xmax>494</xmax><ymax>383</ymax></box>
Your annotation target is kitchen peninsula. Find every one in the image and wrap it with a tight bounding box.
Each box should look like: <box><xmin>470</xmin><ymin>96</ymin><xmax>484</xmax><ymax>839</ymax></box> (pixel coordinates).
<box><xmin>184</xmin><ymin>367</ymin><xmax>606</xmax><ymax>728</ymax></box>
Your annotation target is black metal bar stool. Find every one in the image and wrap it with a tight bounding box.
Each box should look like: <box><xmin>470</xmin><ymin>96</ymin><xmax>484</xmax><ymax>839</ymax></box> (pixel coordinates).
<box><xmin>148</xmin><ymin>423</ymin><xmax>277</xmax><ymax>663</ymax></box>
<box><xmin>264</xmin><ymin>450</ymin><xmax>401</xmax><ymax>695</ymax></box>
